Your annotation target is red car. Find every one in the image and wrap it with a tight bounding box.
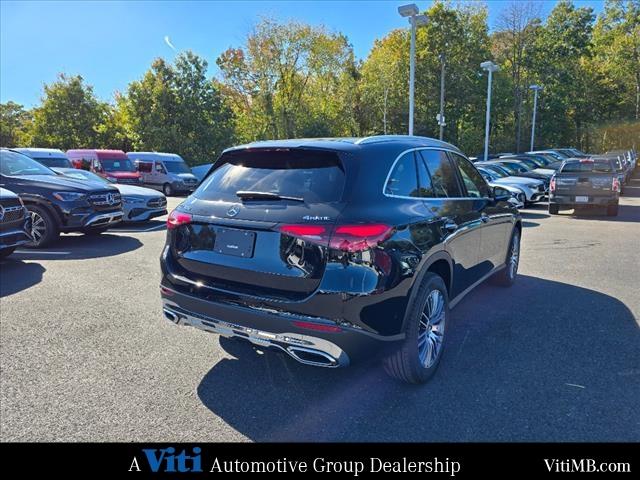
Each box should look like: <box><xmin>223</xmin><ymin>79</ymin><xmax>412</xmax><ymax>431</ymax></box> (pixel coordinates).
<box><xmin>66</xmin><ymin>149</ymin><xmax>142</xmax><ymax>185</ymax></box>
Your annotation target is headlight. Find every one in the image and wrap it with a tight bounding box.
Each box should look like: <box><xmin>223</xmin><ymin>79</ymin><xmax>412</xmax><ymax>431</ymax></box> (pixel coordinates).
<box><xmin>122</xmin><ymin>196</ymin><xmax>145</xmax><ymax>204</ymax></box>
<box><xmin>52</xmin><ymin>191</ymin><xmax>86</xmax><ymax>202</ymax></box>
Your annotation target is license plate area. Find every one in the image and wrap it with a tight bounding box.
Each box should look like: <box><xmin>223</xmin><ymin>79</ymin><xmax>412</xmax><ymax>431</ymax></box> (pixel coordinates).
<box><xmin>575</xmin><ymin>196</ymin><xmax>589</xmax><ymax>203</ymax></box>
<box><xmin>214</xmin><ymin>228</ymin><xmax>255</xmax><ymax>258</ymax></box>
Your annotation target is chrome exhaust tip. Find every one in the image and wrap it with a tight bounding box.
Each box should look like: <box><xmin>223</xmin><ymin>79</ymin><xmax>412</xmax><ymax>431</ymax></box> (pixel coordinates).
<box><xmin>287</xmin><ymin>346</ymin><xmax>339</xmax><ymax>368</ymax></box>
<box><xmin>163</xmin><ymin>308</ymin><xmax>180</xmax><ymax>324</ymax></box>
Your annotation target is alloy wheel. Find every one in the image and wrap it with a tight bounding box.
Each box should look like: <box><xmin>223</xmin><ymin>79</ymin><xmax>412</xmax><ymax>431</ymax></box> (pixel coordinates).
<box><xmin>509</xmin><ymin>233</ymin><xmax>520</xmax><ymax>278</ymax></box>
<box><xmin>418</xmin><ymin>289</ymin><xmax>446</xmax><ymax>368</ymax></box>
<box><xmin>29</xmin><ymin>211</ymin><xmax>46</xmax><ymax>246</ymax></box>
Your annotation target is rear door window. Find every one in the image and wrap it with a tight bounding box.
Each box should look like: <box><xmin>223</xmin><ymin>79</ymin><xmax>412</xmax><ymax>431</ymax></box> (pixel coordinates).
<box><xmin>418</xmin><ymin>150</ymin><xmax>462</xmax><ymax>198</ymax></box>
<box><xmin>449</xmin><ymin>153</ymin><xmax>491</xmax><ymax>198</ymax></box>
<box><xmin>197</xmin><ymin>149</ymin><xmax>345</xmax><ymax>203</ymax></box>
<box><xmin>385</xmin><ymin>152</ymin><xmax>419</xmax><ymax>197</ymax></box>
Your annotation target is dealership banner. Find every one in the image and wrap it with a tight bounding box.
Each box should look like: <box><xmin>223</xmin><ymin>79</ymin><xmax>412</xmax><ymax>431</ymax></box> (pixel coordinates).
<box><xmin>0</xmin><ymin>443</ymin><xmax>635</xmax><ymax>476</ymax></box>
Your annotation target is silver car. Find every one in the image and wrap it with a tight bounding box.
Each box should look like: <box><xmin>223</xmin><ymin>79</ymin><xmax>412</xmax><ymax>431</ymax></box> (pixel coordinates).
<box><xmin>53</xmin><ymin>168</ymin><xmax>167</xmax><ymax>222</ymax></box>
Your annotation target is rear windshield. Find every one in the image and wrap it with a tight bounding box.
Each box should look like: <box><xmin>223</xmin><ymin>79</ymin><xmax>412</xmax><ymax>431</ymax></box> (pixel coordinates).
<box><xmin>560</xmin><ymin>160</ymin><xmax>612</xmax><ymax>173</ymax></box>
<box><xmin>195</xmin><ymin>149</ymin><xmax>345</xmax><ymax>203</ymax></box>
<box><xmin>34</xmin><ymin>157</ymin><xmax>71</xmax><ymax>168</ymax></box>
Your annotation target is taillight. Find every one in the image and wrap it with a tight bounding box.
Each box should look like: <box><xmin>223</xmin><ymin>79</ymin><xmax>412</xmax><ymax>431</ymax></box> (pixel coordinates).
<box><xmin>612</xmin><ymin>177</ymin><xmax>620</xmax><ymax>192</ymax></box>
<box><xmin>330</xmin><ymin>224</ymin><xmax>393</xmax><ymax>252</ymax></box>
<box><xmin>167</xmin><ymin>209</ymin><xmax>192</xmax><ymax>230</ymax></box>
<box><xmin>549</xmin><ymin>177</ymin><xmax>556</xmax><ymax>192</ymax></box>
<box><xmin>278</xmin><ymin>223</ymin><xmax>393</xmax><ymax>253</ymax></box>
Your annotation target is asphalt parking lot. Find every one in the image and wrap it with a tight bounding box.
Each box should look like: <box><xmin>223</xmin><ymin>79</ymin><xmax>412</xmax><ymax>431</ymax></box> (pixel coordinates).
<box><xmin>1</xmin><ymin>176</ymin><xmax>639</xmax><ymax>442</ymax></box>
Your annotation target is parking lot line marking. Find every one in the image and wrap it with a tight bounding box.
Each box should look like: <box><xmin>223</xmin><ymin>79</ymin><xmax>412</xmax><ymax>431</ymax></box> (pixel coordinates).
<box><xmin>14</xmin><ymin>250</ymin><xmax>70</xmax><ymax>255</ymax></box>
<box><xmin>114</xmin><ymin>223</ymin><xmax>166</xmax><ymax>233</ymax></box>
<box><xmin>565</xmin><ymin>383</ymin><xmax>586</xmax><ymax>389</ymax></box>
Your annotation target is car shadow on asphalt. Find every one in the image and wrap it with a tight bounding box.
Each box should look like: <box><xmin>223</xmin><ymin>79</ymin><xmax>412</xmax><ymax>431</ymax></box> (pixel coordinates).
<box><xmin>197</xmin><ymin>274</ymin><xmax>639</xmax><ymax>442</ymax></box>
<box><xmin>10</xmin><ymin>233</ymin><xmax>143</xmax><ymax>261</ymax></box>
<box><xmin>0</xmin><ymin>259</ymin><xmax>45</xmax><ymax>297</ymax></box>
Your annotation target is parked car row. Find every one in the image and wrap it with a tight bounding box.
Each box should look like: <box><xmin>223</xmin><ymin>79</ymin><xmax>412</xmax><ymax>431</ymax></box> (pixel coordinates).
<box><xmin>0</xmin><ymin>148</ymin><xmax>168</xmax><ymax>252</ymax></box>
<box><xmin>12</xmin><ymin>148</ymin><xmax>200</xmax><ymax>196</ymax></box>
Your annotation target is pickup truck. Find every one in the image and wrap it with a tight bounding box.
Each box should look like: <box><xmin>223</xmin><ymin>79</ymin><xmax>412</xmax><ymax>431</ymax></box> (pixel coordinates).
<box><xmin>549</xmin><ymin>158</ymin><xmax>620</xmax><ymax>216</ymax></box>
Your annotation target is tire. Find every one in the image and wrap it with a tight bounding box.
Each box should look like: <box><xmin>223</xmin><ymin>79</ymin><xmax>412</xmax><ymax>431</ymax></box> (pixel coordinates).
<box><xmin>25</xmin><ymin>205</ymin><xmax>59</xmax><ymax>248</ymax></box>
<box><xmin>82</xmin><ymin>227</ymin><xmax>109</xmax><ymax>235</ymax></box>
<box><xmin>163</xmin><ymin>183</ymin><xmax>173</xmax><ymax>196</ymax></box>
<box><xmin>606</xmin><ymin>204</ymin><xmax>619</xmax><ymax>216</ymax></box>
<box><xmin>491</xmin><ymin>228</ymin><xmax>520</xmax><ymax>287</ymax></box>
<box><xmin>384</xmin><ymin>272</ymin><xmax>449</xmax><ymax>384</ymax></box>
<box><xmin>548</xmin><ymin>204</ymin><xmax>559</xmax><ymax>215</ymax></box>
<box><xmin>0</xmin><ymin>247</ymin><xmax>16</xmax><ymax>259</ymax></box>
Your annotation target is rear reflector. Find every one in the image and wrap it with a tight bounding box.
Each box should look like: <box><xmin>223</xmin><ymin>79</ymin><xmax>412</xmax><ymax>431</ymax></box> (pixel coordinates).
<box><xmin>167</xmin><ymin>210</ymin><xmax>192</xmax><ymax>229</ymax></box>
<box><xmin>278</xmin><ymin>223</ymin><xmax>393</xmax><ymax>252</ymax></box>
<box><xmin>160</xmin><ymin>286</ymin><xmax>174</xmax><ymax>296</ymax></box>
<box><xmin>549</xmin><ymin>177</ymin><xmax>556</xmax><ymax>192</ymax></box>
<box><xmin>293</xmin><ymin>321</ymin><xmax>342</xmax><ymax>333</ymax></box>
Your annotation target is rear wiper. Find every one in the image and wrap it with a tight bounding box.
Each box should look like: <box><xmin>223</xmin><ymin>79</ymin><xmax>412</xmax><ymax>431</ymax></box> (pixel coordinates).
<box><xmin>236</xmin><ymin>190</ymin><xmax>304</xmax><ymax>202</ymax></box>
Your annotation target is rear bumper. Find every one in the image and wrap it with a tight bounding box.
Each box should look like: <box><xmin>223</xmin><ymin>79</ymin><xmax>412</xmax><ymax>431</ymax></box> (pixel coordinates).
<box><xmin>550</xmin><ymin>194</ymin><xmax>618</xmax><ymax>207</ymax></box>
<box><xmin>160</xmin><ymin>284</ymin><xmax>401</xmax><ymax>367</ymax></box>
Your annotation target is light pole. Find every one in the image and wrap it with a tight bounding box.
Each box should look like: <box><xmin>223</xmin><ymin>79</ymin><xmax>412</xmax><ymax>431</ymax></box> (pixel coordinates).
<box><xmin>438</xmin><ymin>53</ymin><xmax>446</xmax><ymax>140</ymax></box>
<box><xmin>529</xmin><ymin>85</ymin><xmax>543</xmax><ymax>151</ymax></box>
<box><xmin>481</xmin><ymin>60</ymin><xmax>499</xmax><ymax>161</ymax></box>
<box><xmin>398</xmin><ymin>4</ymin><xmax>428</xmax><ymax>136</ymax></box>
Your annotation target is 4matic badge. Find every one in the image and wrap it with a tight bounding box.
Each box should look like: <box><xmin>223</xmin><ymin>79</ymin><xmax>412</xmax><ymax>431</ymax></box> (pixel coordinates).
<box><xmin>302</xmin><ymin>215</ymin><xmax>330</xmax><ymax>221</ymax></box>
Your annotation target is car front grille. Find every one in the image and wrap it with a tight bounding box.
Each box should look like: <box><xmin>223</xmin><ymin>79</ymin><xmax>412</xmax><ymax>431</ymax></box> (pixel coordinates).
<box><xmin>118</xmin><ymin>178</ymin><xmax>139</xmax><ymax>185</ymax></box>
<box><xmin>0</xmin><ymin>205</ymin><xmax>26</xmax><ymax>223</ymax></box>
<box><xmin>147</xmin><ymin>197</ymin><xmax>167</xmax><ymax>208</ymax></box>
<box><xmin>88</xmin><ymin>192</ymin><xmax>122</xmax><ymax>208</ymax></box>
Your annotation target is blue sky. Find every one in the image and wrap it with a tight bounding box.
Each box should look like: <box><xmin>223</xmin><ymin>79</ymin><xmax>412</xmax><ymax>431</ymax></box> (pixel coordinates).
<box><xmin>1</xmin><ymin>1</ymin><xmax>604</xmax><ymax>107</ymax></box>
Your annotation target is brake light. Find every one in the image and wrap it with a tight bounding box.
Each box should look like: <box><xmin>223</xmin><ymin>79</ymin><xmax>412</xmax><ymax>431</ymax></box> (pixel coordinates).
<box><xmin>549</xmin><ymin>177</ymin><xmax>556</xmax><ymax>192</ymax></box>
<box><xmin>167</xmin><ymin>210</ymin><xmax>192</xmax><ymax>229</ymax></box>
<box><xmin>279</xmin><ymin>223</ymin><xmax>393</xmax><ymax>252</ymax></box>
<box><xmin>612</xmin><ymin>177</ymin><xmax>620</xmax><ymax>192</ymax></box>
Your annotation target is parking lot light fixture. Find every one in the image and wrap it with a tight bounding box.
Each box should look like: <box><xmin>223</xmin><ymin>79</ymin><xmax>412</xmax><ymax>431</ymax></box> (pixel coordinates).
<box><xmin>529</xmin><ymin>85</ymin><xmax>543</xmax><ymax>151</ymax></box>
<box><xmin>481</xmin><ymin>61</ymin><xmax>499</xmax><ymax>162</ymax></box>
<box><xmin>398</xmin><ymin>4</ymin><xmax>428</xmax><ymax>136</ymax></box>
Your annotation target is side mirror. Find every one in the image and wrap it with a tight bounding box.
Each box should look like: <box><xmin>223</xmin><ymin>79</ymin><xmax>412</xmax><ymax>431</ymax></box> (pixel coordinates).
<box><xmin>493</xmin><ymin>186</ymin><xmax>511</xmax><ymax>202</ymax></box>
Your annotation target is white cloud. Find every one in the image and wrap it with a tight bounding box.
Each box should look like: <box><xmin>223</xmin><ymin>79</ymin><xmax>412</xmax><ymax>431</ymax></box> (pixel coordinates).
<box><xmin>164</xmin><ymin>36</ymin><xmax>176</xmax><ymax>51</ymax></box>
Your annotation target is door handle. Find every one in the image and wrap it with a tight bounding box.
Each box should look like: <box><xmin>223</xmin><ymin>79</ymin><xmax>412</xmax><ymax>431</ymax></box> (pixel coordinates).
<box><xmin>481</xmin><ymin>214</ymin><xmax>490</xmax><ymax>223</ymax></box>
<box><xmin>444</xmin><ymin>220</ymin><xmax>458</xmax><ymax>233</ymax></box>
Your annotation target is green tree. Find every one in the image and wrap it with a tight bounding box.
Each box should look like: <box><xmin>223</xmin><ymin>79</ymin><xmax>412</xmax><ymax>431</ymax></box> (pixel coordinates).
<box><xmin>531</xmin><ymin>0</ymin><xmax>596</xmax><ymax>147</ymax></box>
<box><xmin>124</xmin><ymin>51</ymin><xmax>234</xmax><ymax>164</ymax></box>
<box><xmin>217</xmin><ymin>19</ymin><xmax>359</xmax><ymax>141</ymax></box>
<box><xmin>28</xmin><ymin>74</ymin><xmax>107</xmax><ymax>149</ymax></box>
<box><xmin>592</xmin><ymin>0</ymin><xmax>640</xmax><ymax>121</ymax></box>
<box><xmin>0</xmin><ymin>101</ymin><xmax>32</xmax><ymax>147</ymax></box>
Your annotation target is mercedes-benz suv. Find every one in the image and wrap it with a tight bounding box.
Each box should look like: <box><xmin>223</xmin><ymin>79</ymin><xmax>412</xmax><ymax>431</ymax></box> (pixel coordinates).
<box><xmin>160</xmin><ymin>136</ymin><xmax>522</xmax><ymax>384</ymax></box>
<box><xmin>0</xmin><ymin>149</ymin><xmax>123</xmax><ymax>247</ymax></box>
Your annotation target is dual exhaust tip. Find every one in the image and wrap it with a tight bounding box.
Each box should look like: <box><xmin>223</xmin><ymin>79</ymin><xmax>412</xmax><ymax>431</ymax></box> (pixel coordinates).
<box><xmin>162</xmin><ymin>307</ymin><xmax>341</xmax><ymax>368</ymax></box>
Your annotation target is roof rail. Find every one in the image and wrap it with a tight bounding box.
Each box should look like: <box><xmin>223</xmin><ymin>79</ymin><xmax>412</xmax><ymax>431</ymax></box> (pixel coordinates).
<box><xmin>354</xmin><ymin>135</ymin><xmax>442</xmax><ymax>145</ymax></box>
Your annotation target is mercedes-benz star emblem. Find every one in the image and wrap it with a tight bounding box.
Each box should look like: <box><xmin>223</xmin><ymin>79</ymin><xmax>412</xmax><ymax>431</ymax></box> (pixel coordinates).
<box><xmin>226</xmin><ymin>205</ymin><xmax>240</xmax><ymax>217</ymax></box>
<box><xmin>106</xmin><ymin>193</ymin><xmax>116</xmax><ymax>205</ymax></box>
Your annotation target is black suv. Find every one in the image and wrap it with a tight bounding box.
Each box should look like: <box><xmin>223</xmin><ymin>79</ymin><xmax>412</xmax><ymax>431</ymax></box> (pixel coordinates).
<box><xmin>160</xmin><ymin>136</ymin><xmax>522</xmax><ymax>384</ymax></box>
<box><xmin>0</xmin><ymin>149</ymin><xmax>123</xmax><ymax>247</ymax></box>
<box><xmin>0</xmin><ymin>187</ymin><xmax>32</xmax><ymax>258</ymax></box>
